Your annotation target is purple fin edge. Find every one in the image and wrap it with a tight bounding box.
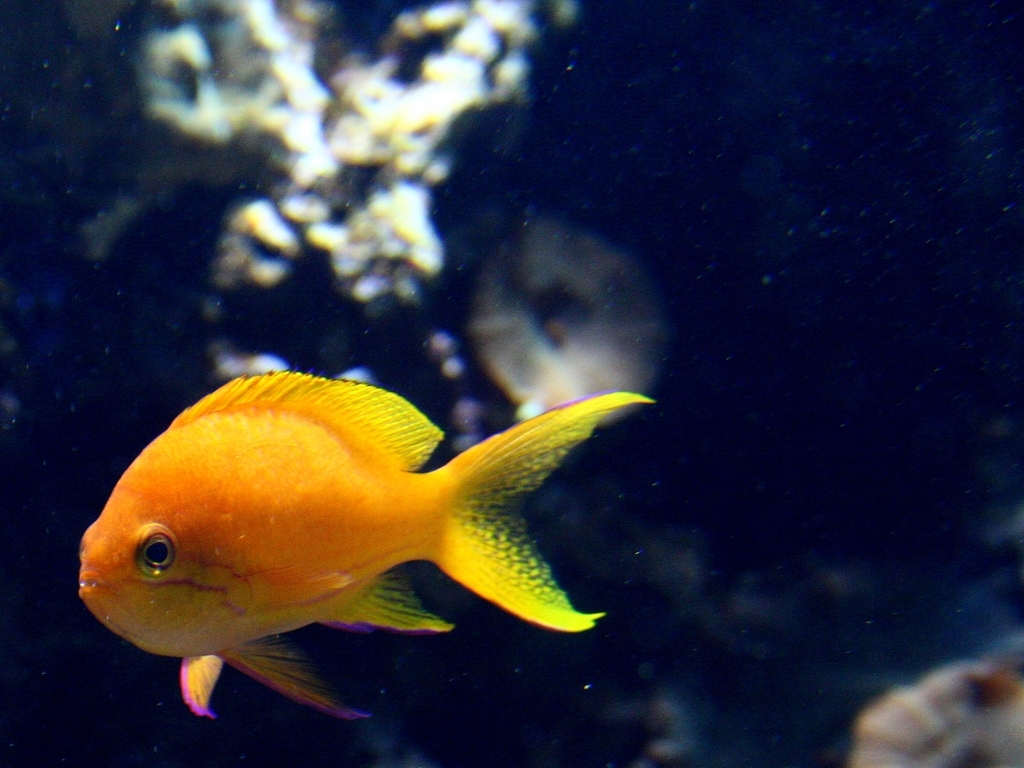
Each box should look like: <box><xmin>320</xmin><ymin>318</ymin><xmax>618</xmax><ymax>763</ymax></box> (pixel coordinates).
<box><xmin>220</xmin><ymin>656</ymin><xmax>370</xmax><ymax>720</ymax></box>
<box><xmin>179</xmin><ymin>658</ymin><xmax>217</xmax><ymax>719</ymax></box>
<box><xmin>550</xmin><ymin>390</ymin><xmax>619</xmax><ymax>411</ymax></box>
<box><xmin>321</xmin><ymin>620</ymin><xmax>447</xmax><ymax>636</ymax></box>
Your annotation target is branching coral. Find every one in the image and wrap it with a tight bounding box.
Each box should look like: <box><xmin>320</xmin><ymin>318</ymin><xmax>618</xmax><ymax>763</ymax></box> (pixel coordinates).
<box><xmin>140</xmin><ymin>0</ymin><xmax>571</xmax><ymax>305</ymax></box>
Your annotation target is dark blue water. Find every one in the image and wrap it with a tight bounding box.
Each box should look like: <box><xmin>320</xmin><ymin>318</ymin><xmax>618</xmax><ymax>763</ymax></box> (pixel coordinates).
<box><xmin>1</xmin><ymin>1</ymin><xmax>1023</xmax><ymax>766</ymax></box>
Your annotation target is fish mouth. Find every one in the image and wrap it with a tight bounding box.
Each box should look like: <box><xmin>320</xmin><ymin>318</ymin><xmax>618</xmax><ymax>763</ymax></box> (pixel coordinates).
<box><xmin>78</xmin><ymin>569</ymin><xmax>106</xmax><ymax>591</ymax></box>
<box><xmin>78</xmin><ymin>572</ymin><xmax>133</xmax><ymax>640</ymax></box>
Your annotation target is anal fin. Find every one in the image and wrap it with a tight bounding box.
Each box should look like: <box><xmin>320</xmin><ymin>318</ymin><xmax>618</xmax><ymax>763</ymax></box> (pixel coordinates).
<box><xmin>321</xmin><ymin>570</ymin><xmax>454</xmax><ymax>635</ymax></box>
<box><xmin>221</xmin><ymin>636</ymin><xmax>368</xmax><ymax>719</ymax></box>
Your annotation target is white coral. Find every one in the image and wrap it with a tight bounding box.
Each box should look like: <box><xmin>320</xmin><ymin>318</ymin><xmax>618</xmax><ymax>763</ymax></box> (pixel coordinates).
<box><xmin>141</xmin><ymin>0</ymin><xmax>555</xmax><ymax>304</ymax></box>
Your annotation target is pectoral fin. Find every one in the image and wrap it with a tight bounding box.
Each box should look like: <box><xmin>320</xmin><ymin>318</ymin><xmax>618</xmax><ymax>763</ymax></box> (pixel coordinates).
<box><xmin>321</xmin><ymin>570</ymin><xmax>454</xmax><ymax>635</ymax></box>
<box><xmin>180</xmin><ymin>654</ymin><xmax>224</xmax><ymax>718</ymax></box>
<box><xmin>254</xmin><ymin>564</ymin><xmax>354</xmax><ymax>610</ymax></box>
<box><xmin>220</xmin><ymin>636</ymin><xmax>368</xmax><ymax>719</ymax></box>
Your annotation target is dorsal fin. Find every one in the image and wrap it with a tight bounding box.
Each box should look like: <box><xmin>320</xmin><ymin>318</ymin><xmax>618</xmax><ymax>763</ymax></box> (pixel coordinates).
<box><xmin>169</xmin><ymin>371</ymin><xmax>443</xmax><ymax>471</ymax></box>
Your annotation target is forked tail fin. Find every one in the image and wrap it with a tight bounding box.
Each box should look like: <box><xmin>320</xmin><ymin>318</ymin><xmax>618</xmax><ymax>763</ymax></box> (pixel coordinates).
<box><xmin>436</xmin><ymin>392</ymin><xmax>652</xmax><ymax>631</ymax></box>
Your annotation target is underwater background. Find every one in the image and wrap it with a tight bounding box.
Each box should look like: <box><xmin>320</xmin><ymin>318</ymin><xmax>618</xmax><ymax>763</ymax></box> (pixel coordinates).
<box><xmin>2</xmin><ymin>0</ymin><xmax>1024</xmax><ymax>766</ymax></box>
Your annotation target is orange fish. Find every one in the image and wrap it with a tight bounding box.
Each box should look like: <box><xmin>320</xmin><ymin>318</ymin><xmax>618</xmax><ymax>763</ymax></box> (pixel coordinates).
<box><xmin>78</xmin><ymin>371</ymin><xmax>650</xmax><ymax>718</ymax></box>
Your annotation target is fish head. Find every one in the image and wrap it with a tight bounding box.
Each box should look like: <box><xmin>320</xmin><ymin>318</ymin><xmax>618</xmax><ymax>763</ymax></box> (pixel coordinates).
<box><xmin>79</xmin><ymin>474</ymin><xmax>246</xmax><ymax>659</ymax></box>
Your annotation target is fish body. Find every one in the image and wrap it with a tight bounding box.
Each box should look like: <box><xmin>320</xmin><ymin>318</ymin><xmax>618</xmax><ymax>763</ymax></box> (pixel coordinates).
<box><xmin>79</xmin><ymin>372</ymin><xmax>650</xmax><ymax>718</ymax></box>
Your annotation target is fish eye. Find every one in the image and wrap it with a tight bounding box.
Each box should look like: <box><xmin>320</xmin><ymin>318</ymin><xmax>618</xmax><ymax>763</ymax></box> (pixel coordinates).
<box><xmin>136</xmin><ymin>525</ymin><xmax>176</xmax><ymax>576</ymax></box>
